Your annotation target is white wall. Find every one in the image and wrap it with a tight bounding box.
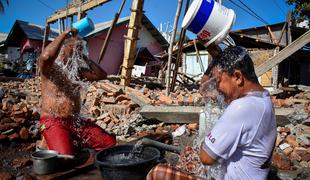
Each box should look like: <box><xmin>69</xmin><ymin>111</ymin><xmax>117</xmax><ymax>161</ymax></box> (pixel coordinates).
<box><xmin>7</xmin><ymin>47</ymin><xmax>20</xmax><ymax>62</ymax></box>
<box><xmin>183</xmin><ymin>51</ymin><xmax>209</xmax><ymax>80</ymax></box>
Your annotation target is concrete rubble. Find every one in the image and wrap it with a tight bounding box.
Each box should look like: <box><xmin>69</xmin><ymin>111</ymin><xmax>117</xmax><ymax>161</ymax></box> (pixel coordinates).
<box><xmin>0</xmin><ymin>77</ymin><xmax>310</xmax><ymax>178</ymax></box>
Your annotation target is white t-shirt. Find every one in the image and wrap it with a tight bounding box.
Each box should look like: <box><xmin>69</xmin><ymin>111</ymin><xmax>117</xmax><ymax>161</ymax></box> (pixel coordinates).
<box><xmin>203</xmin><ymin>90</ymin><xmax>276</xmax><ymax>180</ymax></box>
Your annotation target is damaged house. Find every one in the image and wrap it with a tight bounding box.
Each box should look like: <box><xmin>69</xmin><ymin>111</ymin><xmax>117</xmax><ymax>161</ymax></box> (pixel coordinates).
<box><xmin>3</xmin><ymin>20</ymin><xmax>59</xmax><ymax>74</ymax></box>
<box><xmin>84</xmin><ymin>14</ymin><xmax>168</xmax><ymax>76</ymax></box>
<box><xmin>230</xmin><ymin>21</ymin><xmax>310</xmax><ymax>87</ymax></box>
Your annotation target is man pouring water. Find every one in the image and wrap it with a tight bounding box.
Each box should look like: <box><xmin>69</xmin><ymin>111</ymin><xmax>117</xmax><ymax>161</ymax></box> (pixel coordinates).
<box><xmin>38</xmin><ymin>27</ymin><xmax>116</xmax><ymax>156</ymax></box>
<box><xmin>147</xmin><ymin>0</ymin><xmax>276</xmax><ymax>179</ymax></box>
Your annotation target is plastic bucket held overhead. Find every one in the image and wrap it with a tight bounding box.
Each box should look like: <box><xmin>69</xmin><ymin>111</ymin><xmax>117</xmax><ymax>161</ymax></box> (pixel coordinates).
<box><xmin>182</xmin><ymin>0</ymin><xmax>236</xmax><ymax>46</ymax></box>
<box><xmin>72</xmin><ymin>17</ymin><xmax>95</xmax><ymax>37</ymax></box>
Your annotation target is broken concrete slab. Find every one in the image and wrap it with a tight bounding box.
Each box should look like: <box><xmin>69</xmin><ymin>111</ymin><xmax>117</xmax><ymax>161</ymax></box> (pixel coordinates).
<box><xmin>140</xmin><ymin>105</ymin><xmax>202</xmax><ymax>123</ymax></box>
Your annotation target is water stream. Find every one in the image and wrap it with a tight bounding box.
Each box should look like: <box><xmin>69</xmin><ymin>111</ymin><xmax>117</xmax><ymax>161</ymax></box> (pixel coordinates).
<box><xmin>194</xmin><ymin>77</ymin><xmax>226</xmax><ymax>179</ymax></box>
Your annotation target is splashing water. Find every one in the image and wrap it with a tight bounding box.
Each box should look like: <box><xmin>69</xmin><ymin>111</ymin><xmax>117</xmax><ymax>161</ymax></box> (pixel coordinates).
<box><xmin>196</xmin><ymin>77</ymin><xmax>226</xmax><ymax>179</ymax></box>
<box><xmin>56</xmin><ymin>39</ymin><xmax>90</xmax><ymax>89</ymax></box>
<box><xmin>54</xmin><ymin>39</ymin><xmax>92</xmax><ymax>132</ymax></box>
<box><xmin>128</xmin><ymin>140</ymin><xmax>144</xmax><ymax>159</ymax></box>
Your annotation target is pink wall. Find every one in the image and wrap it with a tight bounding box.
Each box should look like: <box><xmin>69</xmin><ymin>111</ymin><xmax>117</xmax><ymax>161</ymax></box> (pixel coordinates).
<box><xmin>87</xmin><ymin>24</ymin><xmax>127</xmax><ymax>75</ymax></box>
<box><xmin>87</xmin><ymin>24</ymin><xmax>165</xmax><ymax>75</ymax></box>
<box><xmin>20</xmin><ymin>38</ymin><xmax>42</xmax><ymax>53</ymax></box>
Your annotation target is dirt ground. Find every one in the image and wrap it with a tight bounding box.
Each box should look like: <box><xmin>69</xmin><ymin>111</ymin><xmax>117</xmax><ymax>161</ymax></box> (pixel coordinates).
<box><xmin>0</xmin><ymin>142</ymin><xmax>34</xmax><ymax>177</ymax></box>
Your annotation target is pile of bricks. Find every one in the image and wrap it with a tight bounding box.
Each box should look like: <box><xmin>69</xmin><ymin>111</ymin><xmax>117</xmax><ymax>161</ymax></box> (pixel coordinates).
<box><xmin>81</xmin><ymin>80</ymin><xmax>202</xmax><ymax>141</ymax></box>
<box><xmin>272</xmin><ymin>123</ymin><xmax>310</xmax><ymax>171</ymax></box>
<box><xmin>0</xmin><ymin>78</ymin><xmax>41</xmax><ymax>143</ymax></box>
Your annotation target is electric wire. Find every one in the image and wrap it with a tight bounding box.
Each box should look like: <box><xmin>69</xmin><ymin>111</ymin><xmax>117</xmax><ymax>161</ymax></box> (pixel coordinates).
<box><xmin>236</xmin><ymin>0</ymin><xmax>269</xmax><ymax>24</ymax></box>
<box><xmin>226</xmin><ymin>0</ymin><xmax>268</xmax><ymax>25</ymax></box>
<box><xmin>36</xmin><ymin>0</ymin><xmax>55</xmax><ymax>11</ymax></box>
<box><xmin>271</xmin><ymin>0</ymin><xmax>286</xmax><ymax>16</ymax></box>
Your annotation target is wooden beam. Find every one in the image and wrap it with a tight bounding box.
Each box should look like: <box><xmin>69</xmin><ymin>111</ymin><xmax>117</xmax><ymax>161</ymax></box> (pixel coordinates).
<box><xmin>277</xmin><ymin>22</ymin><xmax>287</xmax><ymax>45</ymax></box>
<box><xmin>97</xmin><ymin>0</ymin><xmax>126</xmax><ymax>64</ymax></box>
<box><xmin>255</xmin><ymin>30</ymin><xmax>310</xmax><ymax>76</ymax></box>
<box><xmin>166</xmin><ymin>0</ymin><xmax>183</xmax><ymax>95</ymax></box>
<box><xmin>47</xmin><ymin>0</ymin><xmax>111</xmax><ymax>23</ymax></box>
<box><xmin>120</xmin><ymin>0</ymin><xmax>144</xmax><ymax>86</ymax></box>
<box><xmin>170</xmin><ymin>0</ymin><xmax>190</xmax><ymax>92</ymax></box>
<box><xmin>267</xmin><ymin>26</ymin><xmax>277</xmax><ymax>44</ymax></box>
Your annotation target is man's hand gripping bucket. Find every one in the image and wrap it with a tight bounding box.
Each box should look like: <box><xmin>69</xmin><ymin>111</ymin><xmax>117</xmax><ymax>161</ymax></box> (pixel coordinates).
<box><xmin>182</xmin><ymin>0</ymin><xmax>236</xmax><ymax>46</ymax></box>
<box><xmin>72</xmin><ymin>17</ymin><xmax>95</xmax><ymax>37</ymax></box>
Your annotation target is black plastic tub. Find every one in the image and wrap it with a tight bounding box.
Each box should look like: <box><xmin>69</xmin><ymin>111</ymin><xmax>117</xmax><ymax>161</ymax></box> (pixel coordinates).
<box><xmin>95</xmin><ymin>144</ymin><xmax>161</xmax><ymax>180</ymax></box>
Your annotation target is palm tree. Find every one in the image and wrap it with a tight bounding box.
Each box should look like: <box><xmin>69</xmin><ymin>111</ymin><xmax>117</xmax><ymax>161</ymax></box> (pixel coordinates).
<box><xmin>0</xmin><ymin>0</ymin><xmax>9</xmax><ymax>14</ymax></box>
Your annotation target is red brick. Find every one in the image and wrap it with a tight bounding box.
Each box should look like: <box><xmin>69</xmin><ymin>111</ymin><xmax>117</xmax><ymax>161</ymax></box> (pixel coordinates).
<box><xmin>136</xmin><ymin>131</ymin><xmax>149</xmax><ymax>138</ymax></box>
<box><xmin>301</xmin><ymin>153</ymin><xmax>310</xmax><ymax>162</ymax></box>
<box><xmin>276</xmin><ymin>133</ymin><xmax>285</xmax><ymax>147</ymax></box>
<box><xmin>272</xmin><ymin>152</ymin><xmax>291</xmax><ymax>170</ymax></box>
<box><xmin>8</xmin><ymin>133</ymin><xmax>19</xmax><ymax>141</ymax></box>
<box><xmin>0</xmin><ymin>171</ymin><xmax>12</xmax><ymax>180</ymax></box>
<box><xmin>289</xmin><ymin>151</ymin><xmax>301</xmax><ymax>161</ymax></box>
<box><xmin>115</xmin><ymin>94</ymin><xmax>130</xmax><ymax>103</ymax></box>
<box><xmin>12</xmin><ymin>157</ymin><xmax>32</xmax><ymax>168</ymax></box>
<box><xmin>19</xmin><ymin>127</ymin><xmax>29</xmax><ymax>140</ymax></box>
<box><xmin>188</xmin><ymin>95</ymin><xmax>194</xmax><ymax>106</ymax></box>
<box><xmin>283</xmin><ymin>147</ymin><xmax>293</xmax><ymax>156</ymax></box>
<box><xmin>187</xmin><ymin>123</ymin><xmax>198</xmax><ymax>130</ymax></box>
<box><xmin>294</xmin><ymin>147</ymin><xmax>307</xmax><ymax>157</ymax></box>
<box><xmin>0</xmin><ymin>134</ymin><xmax>8</xmax><ymax>141</ymax></box>
<box><xmin>177</xmin><ymin>95</ymin><xmax>183</xmax><ymax>105</ymax></box>
<box><xmin>159</xmin><ymin>94</ymin><xmax>173</xmax><ymax>105</ymax></box>
<box><xmin>155</xmin><ymin>126</ymin><xmax>164</xmax><ymax>135</ymax></box>
<box><xmin>286</xmin><ymin>135</ymin><xmax>299</xmax><ymax>148</ymax></box>
<box><xmin>278</xmin><ymin>127</ymin><xmax>291</xmax><ymax>133</ymax></box>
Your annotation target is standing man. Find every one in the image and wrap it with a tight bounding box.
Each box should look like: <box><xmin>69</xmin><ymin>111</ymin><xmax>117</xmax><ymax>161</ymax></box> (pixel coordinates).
<box><xmin>147</xmin><ymin>46</ymin><xmax>276</xmax><ymax>179</ymax></box>
<box><xmin>39</xmin><ymin>28</ymin><xmax>116</xmax><ymax>156</ymax></box>
<box><xmin>199</xmin><ymin>46</ymin><xmax>276</xmax><ymax>179</ymax></box>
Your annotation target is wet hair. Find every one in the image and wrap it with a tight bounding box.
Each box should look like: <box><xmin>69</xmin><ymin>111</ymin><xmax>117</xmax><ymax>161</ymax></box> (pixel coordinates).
<box><xmin>204</xmin><ymin>58</ymin><xmax>218</xmax><ymax>76</ymax></box>
<box><xmin>217</xmin><ymin>46</ymin><xmax>259</xmax><ymax>83</ymax></box>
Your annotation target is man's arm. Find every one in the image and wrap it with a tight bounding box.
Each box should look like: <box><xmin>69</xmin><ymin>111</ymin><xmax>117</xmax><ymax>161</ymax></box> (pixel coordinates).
<box><xmin>79</xmin><ymin>57</ymin><xmax>107</xmax><ymax>81</ymax></box>
<box><xmin>199</xmin><ymin>144</ymin><xmax>217</xmax><ymax>165</ymax></box>
<box><xmin>39</xmin><ymin>28</ymin><xmax>77</xmax><ymax>72</ymax></box>
<box><xmin>200</xmin><ymin>43</ymin><xmax>221</xmax><ymax>83</ymax></box>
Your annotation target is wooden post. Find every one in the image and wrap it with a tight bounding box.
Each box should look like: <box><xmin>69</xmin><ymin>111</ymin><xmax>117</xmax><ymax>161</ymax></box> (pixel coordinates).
<box><xmin>42</xmin><ymin>24</ymin><xmax>50</xmax><ymax>51</ymax></box>
<box><xmin>77</xmin><ymin>0</ymin><xmax>83</xmax><ymax>21</ymax></box>
<box><xmin>61</xmin><ymin>18</ymin><xmax>66</xmax><ymax>32</ymax></box>
<box><xmin>272</xmin><ymin>47</ymin><xmax>280</xmax><ymax>88</ymax></box>
<box><xmin>287</xmin><ymin>11</ymin><xmax>292</xmax><ymax>45</ymax></box>
<box><xmin>193</xmin><ymin>39</ymin><xmax>204</xmax><ymax>72</ymax></box>
<box><xmin>165</xmin><ymin>0</ymin><xmax>183</xmax><ymax>95</ymax></box>
<box><xmin>97</xmin><ymin>0</ymin><xmax>126</xmax><ymax>64</ymax></box>
<box><xmin>267</xmin><ymin>26</ymin><xmax>277</xmax><ymax>44</ymax></box>
<box><xmin>170</xmin><ymin>0</ymin><xmax>190</xmax><ymax>92</ymax></box>
<box><xmin>58</xmin><ymin>18</ymin><xmax>62</xmax><ymax>34</ymax></box>
<box><xmin>39</xmin><ymin>23</ymin><xmax>50</xmax><ymax>76</ymax></box>
<box><xmin>120</xmin><ymin>0</ymin><xmax>144</xmax><ymax>86</ymax></box>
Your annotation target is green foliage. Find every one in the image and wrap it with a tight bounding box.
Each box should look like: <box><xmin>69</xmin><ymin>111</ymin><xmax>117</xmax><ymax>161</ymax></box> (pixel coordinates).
<box><xmin>287</xmin><ymin>0</ymin><xmax>310</xmax><ymax>22</ymax></box>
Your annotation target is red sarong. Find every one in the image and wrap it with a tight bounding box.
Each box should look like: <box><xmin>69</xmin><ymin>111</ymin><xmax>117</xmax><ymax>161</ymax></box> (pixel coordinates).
<box><xmin>40</xmin><ymin>116</ymin><xmax>116</xmax><ymax>155</ymax></box>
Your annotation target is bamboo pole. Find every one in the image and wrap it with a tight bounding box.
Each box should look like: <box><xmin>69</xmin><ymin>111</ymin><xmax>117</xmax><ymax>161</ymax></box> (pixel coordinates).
<box><xmin>120</xmin><ymin>0</ymin><xmax>144</xmax><ymax>86</ymax></box>
<box><xmin>170</xmin><ymin>0</ymin><xmax>191</xmax><ymax>92</ymax></box>
<box><xmin>165</xmin><ymin>0</ymin><xmax>183</xmax><ymax>95</ymax></box>
<box><xmin>97</xmin><ymin>0</ymin><xmax>126</xmax><ymax>64</ymax></box>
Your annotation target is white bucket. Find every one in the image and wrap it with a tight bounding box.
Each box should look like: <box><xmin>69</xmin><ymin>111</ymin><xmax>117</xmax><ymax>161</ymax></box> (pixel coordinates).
<box><xmin>182</xmin><ymin>0</ymin><xmax>236</xmax><ymax>46</ymax></box>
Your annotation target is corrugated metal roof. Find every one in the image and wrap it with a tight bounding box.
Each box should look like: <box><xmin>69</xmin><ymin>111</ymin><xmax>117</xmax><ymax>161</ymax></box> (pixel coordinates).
<box><xmin>85</xmin><ymin>14</ymin><xmax>168</xmax><ymax>46</ymax></box>
<box><xmin>16</xmin><ymin>20</ymin><xmax>59</xmax><ymax>41</ymax></box>
<box><xmin>85</xmin><ymin>16</ymin><xmax>130</xmax><ymax>38</ymax></box>
<box><xmin>0</xmin><ymin>33</ymin><xmax>8</xmax><ymax>43</ymax></box>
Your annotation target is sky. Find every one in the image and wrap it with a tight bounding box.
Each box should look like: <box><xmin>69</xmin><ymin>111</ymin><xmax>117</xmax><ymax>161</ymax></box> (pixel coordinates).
<box><xmin>0</xmin><ymin>0</ymin><xmax>294</xmax><ymax>39</ymax></box>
